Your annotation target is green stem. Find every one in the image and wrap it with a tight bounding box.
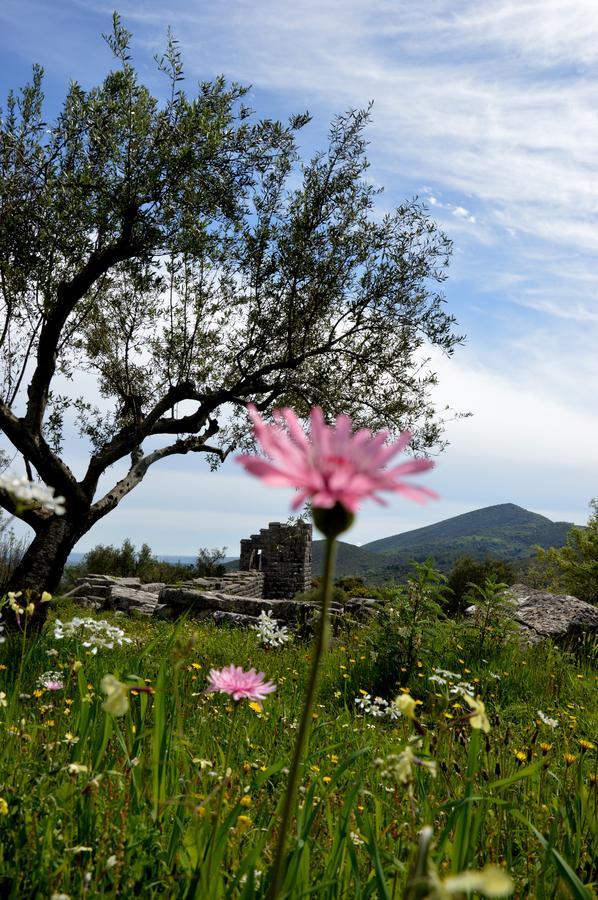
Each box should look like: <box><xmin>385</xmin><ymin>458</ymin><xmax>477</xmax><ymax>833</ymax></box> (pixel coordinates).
<box><xmin>203</xmin><ymin>702</ymin><xmax>238</xmax><ymax>893</ymax></box>
<box><xmin>267</xmin><ymin>534</ymin><xmax>338</xmax><ymax>899</ymax></box>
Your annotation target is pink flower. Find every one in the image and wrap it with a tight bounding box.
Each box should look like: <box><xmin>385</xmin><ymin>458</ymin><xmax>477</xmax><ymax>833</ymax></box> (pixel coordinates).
<box><xmin>206</xmin><ymin>664</ymin><xmax>276</xmax><ymax>706</ymax></box>
<box><xmin>38</xmin><ymin>671</ymin><xmax>64</xmax><ymax>691</ymax></box>
<box><xmin>236</xmin><ymin>405</ymin><xmax>437</xmax><ymax>514</ymax></box>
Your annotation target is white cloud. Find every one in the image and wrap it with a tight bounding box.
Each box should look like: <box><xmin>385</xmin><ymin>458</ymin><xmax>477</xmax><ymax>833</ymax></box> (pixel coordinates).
<box><xmin>2</xmin><ymin>0</ymin><xmax>596</xmax><ymax>554</ymax></box>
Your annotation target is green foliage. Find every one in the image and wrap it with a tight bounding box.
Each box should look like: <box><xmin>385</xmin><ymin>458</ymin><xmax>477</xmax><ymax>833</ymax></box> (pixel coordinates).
<box><xmin>345</xmin><ymin>560</ymin><xmax>448</xmax><ymax>697</ymax></box>
<box><xmin>462</xmin><ymin>577</ymin><xmax>516</xmax><ymax>652</ymax></box>
<box><xmin>0</xmin><ymin>598</ymin><xmax>595</xmax><ymax>896</ymax></box>
<box><xmin>533</xmin><ymin>500</ymin><xmax>598</xmax><ymax>604</ymax></box>
<box><xmin>294</xmin><ymin>584</ymin><xmax>348</xmax><ymax>606</ymax></box>
<box><xmin>64</xmin><ymin>539</ymin><xmax>195</xmax><ymax>585</ymax></box>
<box><xmin>334</xmin><ymin>576</ymin><xmax>385</xmax><ymax>600</ymax></box>
<box><xmin>195</xmin><ymin>547</ymin><xmax>227</xmax><ymax>578</ymax></box>
<box><xmin>446</xmin><ymin>555</ymin><xmax>515</xmax><ymax>616</ymax></box>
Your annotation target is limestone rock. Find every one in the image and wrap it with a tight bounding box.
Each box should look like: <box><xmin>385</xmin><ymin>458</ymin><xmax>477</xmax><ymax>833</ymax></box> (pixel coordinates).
<box><xmin>503</xmin><ymin>584</ymin><xmax>598</xmax><ymax>644</ymax></box>
<box><xmin>158</xmin><ymin>587</ymin><xmax>321</xmax><ymax>622</ymax></box>
<box><xmin>211</xmin><ymin>610</ymin><xmax>262</xmax><ymax>627</ymax></box>
<box><xmin>108</xmin><ymin>584</ymin><xmax>160</xmax><ymax>616</ymax></box>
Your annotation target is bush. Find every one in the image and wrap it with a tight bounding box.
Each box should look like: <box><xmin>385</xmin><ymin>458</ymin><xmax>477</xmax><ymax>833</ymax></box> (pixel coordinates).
<box><xmin>446</xmin><ymin>556</ymin><xmax>515</xmax><ymax>616</ymax></box>
<box><xmin>195</xmin><ymin>547</ymin><xmax>227</xmax><ymax>578</ymax></box>
<box><xmin>532</xmin><ymin>499</ymin><xmax>598</xmax><ymax>604</ymax></box>
<box><xmin>62</xmin><ymin>539</ymin><xmax>195</xmax><ymax>587</ymax></box>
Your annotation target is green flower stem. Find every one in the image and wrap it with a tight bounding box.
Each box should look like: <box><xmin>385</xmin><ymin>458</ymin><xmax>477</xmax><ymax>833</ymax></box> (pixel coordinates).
<box><xmin>268</xmin><ymin>533</ymin><xmax>338</xmax><ymax>899</ymax></box>
<box><xmin>203</xmin><ymin>702</ymin><xmax>239</xmax><ymax>889</ymax></box>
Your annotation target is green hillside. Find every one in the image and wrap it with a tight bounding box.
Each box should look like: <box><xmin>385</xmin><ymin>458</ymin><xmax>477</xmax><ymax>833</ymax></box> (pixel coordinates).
<box><xmin>312</xmin><ymin>504</ymin><xmax>574</xmax><ymax>581</ymax></box>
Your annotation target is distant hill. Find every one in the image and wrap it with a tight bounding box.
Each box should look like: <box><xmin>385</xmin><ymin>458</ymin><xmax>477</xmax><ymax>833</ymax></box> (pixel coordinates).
<box><xmin>312</xmin><ymin>504</ymin><xmax>575</xmax><ymax>581</ymax></box>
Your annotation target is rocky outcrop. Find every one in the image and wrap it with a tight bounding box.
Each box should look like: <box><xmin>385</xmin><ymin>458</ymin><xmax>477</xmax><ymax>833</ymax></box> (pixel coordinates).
<box><xmin>505</xmin><ymin>584</ymin><xmax>598</xmax><ymax>644</ymax></box>
<box><xmin>467</xmin><ymin>583</ymin><xmax>598</xmax><ymax>645</ymax></box>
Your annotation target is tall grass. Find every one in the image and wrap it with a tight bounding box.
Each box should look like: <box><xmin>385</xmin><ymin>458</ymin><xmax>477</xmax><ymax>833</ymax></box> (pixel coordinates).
<box><xmin>0</xmin><ymin>597</ymin><xmax>595</xmax><ymax>897</ymax></box>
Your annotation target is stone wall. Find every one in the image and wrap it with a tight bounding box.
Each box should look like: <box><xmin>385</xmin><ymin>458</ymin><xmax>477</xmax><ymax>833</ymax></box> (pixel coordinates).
<box><xmin>239</xmin><ymin>520</ymin><xmax>312</xmax><ymax>599</ymax></box>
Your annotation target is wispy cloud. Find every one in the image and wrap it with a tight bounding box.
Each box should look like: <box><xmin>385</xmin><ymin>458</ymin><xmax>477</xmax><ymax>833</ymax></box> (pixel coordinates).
<box><xmin>1</xmin><ymin>0</ymin><xmax>596</xmax><ymax>549</ymax></box>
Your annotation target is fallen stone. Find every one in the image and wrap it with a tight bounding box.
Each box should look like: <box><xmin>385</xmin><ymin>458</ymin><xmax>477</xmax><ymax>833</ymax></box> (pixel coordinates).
<box><xmin>211</xmin><ymin>610</ymin><xmax>262</xmax><ymax>627</ymax></box>
<box><xmin>159</xmin><ymin>587</ymin><xmax>322</xmax><ymax>621</ymax></box>
<box><xmin>108</xmin><ymin>584</ymin><xmax>160</xmax><ymax>616</ymax></box>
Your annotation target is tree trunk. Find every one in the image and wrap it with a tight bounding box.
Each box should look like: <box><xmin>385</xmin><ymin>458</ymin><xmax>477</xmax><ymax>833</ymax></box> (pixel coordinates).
<box><xmin>5</xmin><ymin>515</ymin><xmax>86</xmax><ymax>632</ymax></box>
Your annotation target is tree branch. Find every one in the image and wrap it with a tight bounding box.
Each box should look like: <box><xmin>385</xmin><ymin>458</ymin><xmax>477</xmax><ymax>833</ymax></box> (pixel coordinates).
<box><xmin>0</xmin><ymin>487</ymin><xmax>46</xmax><ymax>530</ymax></box>
<box><xmin>24</xmin><ymin>226</ymin><xmax>140</xmax><ymax>435</ymax></box>
<box><xmin>87</xmin><ymin>419</ymin><xmax>220</xmax><ymax>526</ymax></box>
<box><xmin>0</xmin><ymin>398</ymin><xmax>83</xmax><ymax>502</ymax></box>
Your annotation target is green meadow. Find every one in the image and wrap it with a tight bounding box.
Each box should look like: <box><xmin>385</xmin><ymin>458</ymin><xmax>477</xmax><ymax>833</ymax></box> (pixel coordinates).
<box><xmin>0</xmin><ymin>594</ymin><xmax>596</xmax><ymax>898</ymax></box>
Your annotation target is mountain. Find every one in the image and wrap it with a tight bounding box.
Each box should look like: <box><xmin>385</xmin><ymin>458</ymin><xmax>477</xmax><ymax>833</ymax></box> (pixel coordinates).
<box><xmin>312</xmin><ymin>504</ymin><xmax>575</xmax><ymax>581</ymax></box>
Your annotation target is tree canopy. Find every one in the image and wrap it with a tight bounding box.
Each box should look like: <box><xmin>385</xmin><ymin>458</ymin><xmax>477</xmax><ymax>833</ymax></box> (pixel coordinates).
<box><xmin>0</xmin><ymin>16</ymin><xmax>462</xmax><ymax>598</ymax></box>
<box><xmin>533</xmin><ymin>500</ymin><xmax>598</xmax><ymax>604</ymax></box>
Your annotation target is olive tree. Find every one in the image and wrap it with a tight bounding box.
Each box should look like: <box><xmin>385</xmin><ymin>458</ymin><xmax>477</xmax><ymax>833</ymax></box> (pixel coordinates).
<box><xmin>0</xmin><ymin>17</ymin><xmax>461</xmax><ymax>604</ymax></box>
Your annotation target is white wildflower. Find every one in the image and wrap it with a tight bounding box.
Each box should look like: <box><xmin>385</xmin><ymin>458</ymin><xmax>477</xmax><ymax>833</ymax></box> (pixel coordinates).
<box><xmin>251</xmin><ymin>610</ymin><xmax>290</xmax><ymax>648</ymax></box>
<box><xmin>0</xmin><ymin>473</ymin><xmax>65</xmax><ymax>515</ymax></box>
<box><xmin>537</xmin><ymin>710</ymin><xmax>559</xmax><ymax>729</ymax></box>
<box><xmin>375</xmin><ymin>744</ymin><xmax>437</xmax><ymax>787</ymax></box>
<box><xmin>354</xmin><ymin>694</ymin><xmax>390</xmax><ymax>718</ymax></box>
<box><xmin>434</xmin><ymin>668</ymin><xmax>461</xmax><ymax>681</ymax></box>
<box><xmin>54</xmin><ymin>617</ymin><xmax>132</xmax><ymax>652</ymax></box>
<box><xmin>442</xmin><ymin>865</ymin><xmax>514</xmax><ymax>896</ymax></box>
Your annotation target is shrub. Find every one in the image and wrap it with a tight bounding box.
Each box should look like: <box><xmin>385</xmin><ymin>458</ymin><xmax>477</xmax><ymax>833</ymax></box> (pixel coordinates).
<box><xmin>446</xmin><ymin>555</ymin><xmax>515</xmax><ymax>616</ymax></box>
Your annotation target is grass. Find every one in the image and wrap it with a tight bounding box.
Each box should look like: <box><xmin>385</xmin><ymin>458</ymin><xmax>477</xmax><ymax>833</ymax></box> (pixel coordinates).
<box><xmin>0</xmin><ymin>597</ymin><xmax>596</xmax><ymax>898</ymax></box>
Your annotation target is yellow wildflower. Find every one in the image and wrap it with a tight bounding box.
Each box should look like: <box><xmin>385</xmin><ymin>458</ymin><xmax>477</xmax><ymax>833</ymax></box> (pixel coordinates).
<box><xmin>0</xmin><ymin>798</ymin><xmax>8</xmax><ymax>816</ymax></box>
<box><xmin>442</xmin><ymin>865</ymin><xmax>514</xmax><ymax>896</ymax></box>
<box><xmin>392</xmin><ymin>693</ymin><xmax>417</xmax><ymax>721</ymax></box>
<box><xmin>463</xmin><ymin>694</ymin><xmax>490</xmax><ymax>733</ymax></box>
<box><xmin>240</xmin><ymin>795</ymin><xmax>252</xmax><ymax>807</ymax></box>
<box><xmin>100</xmin><ymin>675</ymin><xmax>130</xmax><ymax>717</ymax></box>
<box><xmin>236</xmin><ymin>815</ymin><xmax>252</xmax><ymax>829</ymax></box>
<box><xmin>40</xmin><ymin>591</ymin><xmax>52</xmax><ymax>603</ymax></box>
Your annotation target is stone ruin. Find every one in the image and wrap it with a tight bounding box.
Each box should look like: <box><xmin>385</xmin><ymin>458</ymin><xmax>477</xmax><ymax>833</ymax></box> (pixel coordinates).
<box><xmin>239</xmin><ymin>519</ymin><xmax>312</xmax><ymax>598</ymax></box>
<box><xmin>66</xmin><ymin>520</ymin><xmax>381</xmax><ymax>627</ymax></box>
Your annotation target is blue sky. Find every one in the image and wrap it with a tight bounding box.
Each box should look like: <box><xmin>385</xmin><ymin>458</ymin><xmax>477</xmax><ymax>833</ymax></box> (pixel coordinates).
<box><xmin>1</xmin><ymin>0</ymin><xmax>596</xmax><ymax>555</ymax></box>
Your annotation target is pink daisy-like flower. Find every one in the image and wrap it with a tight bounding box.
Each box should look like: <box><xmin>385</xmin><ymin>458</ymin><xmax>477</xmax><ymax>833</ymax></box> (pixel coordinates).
<box><xmin>206</xmin><ymin>664</ymin><xmax>276</xmax><ymax>706</ymax></box>
<box><xmin>236</xmin><ymin>404</ymin><xmax>437</xmax><ymax>514</ymax></box>
<box><xmin>38</xmin><ymin>671</ymin><xmax>64</xmax><ymax>691</ymax></box>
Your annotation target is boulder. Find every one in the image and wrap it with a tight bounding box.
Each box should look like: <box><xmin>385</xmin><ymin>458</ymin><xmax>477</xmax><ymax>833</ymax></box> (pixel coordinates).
<box><xmin>158</xmin><ymin>586</ymin><xmax>322</xmax><ymax>621</ymax></box>
<box><xmin>483</xmin><ymin>584</ymin><xmax>598</xmax><ymax>644</ymax></box>
<box><xmin>108</xmin><ymin>584</ymin><xmax>160</xmax><ymax>616</ymax></box>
